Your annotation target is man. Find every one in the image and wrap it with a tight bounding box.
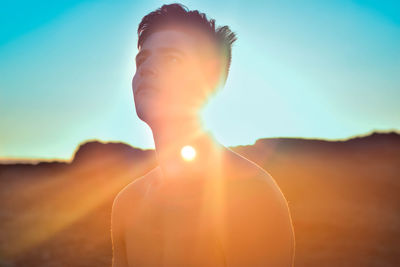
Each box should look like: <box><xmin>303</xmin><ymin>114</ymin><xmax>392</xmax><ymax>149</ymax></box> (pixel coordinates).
<box><xmin>111</xmin><ymin>3</ymin><xmax>295</xmax><ymax>266</ymax></box>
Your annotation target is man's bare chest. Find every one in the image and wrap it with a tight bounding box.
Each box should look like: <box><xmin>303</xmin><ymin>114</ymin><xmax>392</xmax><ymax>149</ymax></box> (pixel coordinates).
<box><xmin>124</xmin><ymin>191</ymin><xmax>226</xmax><ymax>266</ymax></box>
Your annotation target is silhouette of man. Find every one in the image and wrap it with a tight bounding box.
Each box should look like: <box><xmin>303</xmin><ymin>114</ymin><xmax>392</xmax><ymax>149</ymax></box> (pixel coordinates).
<box><xmin>111</xmin><ymin>3</ymin><xmax>295</xmax><ymax>266</ymax></box>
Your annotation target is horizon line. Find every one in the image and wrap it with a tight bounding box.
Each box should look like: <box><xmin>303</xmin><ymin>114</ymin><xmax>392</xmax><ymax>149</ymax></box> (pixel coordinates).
<box><xmin>1</xmin><ymin>129</ymin><xmax>398</xmax><ymax>165</ymax></box>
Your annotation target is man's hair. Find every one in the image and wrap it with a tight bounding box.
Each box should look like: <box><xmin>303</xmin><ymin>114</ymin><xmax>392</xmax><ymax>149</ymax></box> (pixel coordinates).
<box><xmin>137</xmin><ymin>3</ymin><xmax>237</xmax><ymax>87</ymax></box>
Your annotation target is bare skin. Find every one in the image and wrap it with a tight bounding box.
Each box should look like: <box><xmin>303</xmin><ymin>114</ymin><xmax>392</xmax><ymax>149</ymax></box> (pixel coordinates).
<box><xmin>111</xmin><ymin>26</ymin><xmax>295</xmax><ymax>266</ymax></box>
<box><xmin>112</xmin><ymin>147</ymin><xmax>294</xmax><ymax>266</ymax></box>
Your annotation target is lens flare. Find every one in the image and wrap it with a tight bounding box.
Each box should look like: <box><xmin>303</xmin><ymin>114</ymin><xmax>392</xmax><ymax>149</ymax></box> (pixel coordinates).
<box><xmin>181</xmin><ymin>145</ymin><xmax>196</xmax><ymax>161</ymax></box>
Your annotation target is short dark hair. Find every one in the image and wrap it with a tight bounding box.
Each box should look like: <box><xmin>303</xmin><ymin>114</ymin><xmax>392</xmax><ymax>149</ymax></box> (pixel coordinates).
<box><xmin>137</xmin><ymin>3</ymin><xmax>237</xmax><ymax>87</ymax></box>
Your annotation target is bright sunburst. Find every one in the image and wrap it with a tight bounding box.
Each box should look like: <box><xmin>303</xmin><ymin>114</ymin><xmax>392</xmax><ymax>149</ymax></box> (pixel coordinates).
<box><xmin>181</xmin><ymin>145</ymin><xmax>196</xmax><ymax>161</ymax></box>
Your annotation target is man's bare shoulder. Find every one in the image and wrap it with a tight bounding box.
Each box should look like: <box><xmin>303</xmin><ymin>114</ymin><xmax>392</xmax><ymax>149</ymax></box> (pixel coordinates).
<box><xmin>227</xmin><ymin>149</ymin><xmax>279</xmax><ymax>189</ymax></box>
<box><xmin>227</xmin><ymin>148</ymin><xmax>291</xmax><ymax>211</ymax></box>
<box><xmin>112</xmin><ymin>167</ymin><xmax>160</xmax><ymax>207</ymax></box>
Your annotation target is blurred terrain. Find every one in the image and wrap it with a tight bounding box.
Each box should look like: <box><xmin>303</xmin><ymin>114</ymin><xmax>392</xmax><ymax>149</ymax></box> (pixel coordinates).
<box><xmin>0</xmin><ymin>132</ymin><xmax>399</xmax><ymax>267</ymax></box>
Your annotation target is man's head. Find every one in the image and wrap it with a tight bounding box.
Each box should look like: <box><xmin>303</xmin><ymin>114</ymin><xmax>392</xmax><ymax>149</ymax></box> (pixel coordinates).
<box><xmin>132</xmin><ymin>3</ymin><xmax>236</xmax><ymax>126</ymax></box>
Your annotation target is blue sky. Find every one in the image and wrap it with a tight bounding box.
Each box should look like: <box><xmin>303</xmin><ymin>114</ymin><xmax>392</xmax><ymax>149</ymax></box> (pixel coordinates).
<box><xmin>0</xmin><ymin>0</ymin><xmax>399</xmax><ymax>160</ymax></box>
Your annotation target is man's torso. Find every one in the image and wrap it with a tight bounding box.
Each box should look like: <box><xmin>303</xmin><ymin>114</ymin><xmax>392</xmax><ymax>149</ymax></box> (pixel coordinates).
<box><xmin>119</xmin><ymin>149</ymin><xmax>288</xmax><ymax>266</ymax></box>
<box><xmin>124</xmin><ymin>171</ymin><xmax>227</xmax><ymax>266</ymax></box>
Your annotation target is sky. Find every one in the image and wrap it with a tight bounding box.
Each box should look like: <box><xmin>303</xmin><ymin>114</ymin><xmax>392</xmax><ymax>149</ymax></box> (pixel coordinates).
<box><xmin>0</xmin><ymin>0</ymin><xmax>399</xmax><ymax>161</ymax></box>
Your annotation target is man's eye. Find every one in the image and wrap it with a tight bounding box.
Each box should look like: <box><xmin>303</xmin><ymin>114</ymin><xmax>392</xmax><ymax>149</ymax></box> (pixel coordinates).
<box><xmin>164</xmin><ymin>55</ymin><xmax>180</xmax><ymax>65</ymax></box>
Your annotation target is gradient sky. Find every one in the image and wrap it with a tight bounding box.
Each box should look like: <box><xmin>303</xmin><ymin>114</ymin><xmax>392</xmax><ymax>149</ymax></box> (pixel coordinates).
<box><xmin>1</xmin><ymin>0</ymin><xmax>399</xmax><ymax>161</ymax></box>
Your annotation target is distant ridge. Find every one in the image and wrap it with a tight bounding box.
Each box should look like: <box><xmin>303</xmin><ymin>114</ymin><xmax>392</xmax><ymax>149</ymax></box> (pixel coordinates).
<box><xmin>70</xmin><ymin>140</ymin><xmax>155</xmax><ymax>166</ymax></box>
<box><xmin>252</xmin><ymin>131</ymin><xmax>400</xmax><ymax>146</ymax></box>
<box><xmin>248</xmin><ymin>131</ymin><xmax>400</xmax><ymax>151</ymax></box>
<box><xmin>1</xmin><ymin>131</ymin><xmax>399</xmax><ymax>166</ymax></box>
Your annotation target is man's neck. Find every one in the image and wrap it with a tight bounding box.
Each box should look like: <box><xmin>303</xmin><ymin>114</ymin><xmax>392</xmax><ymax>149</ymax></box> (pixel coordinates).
<box><xmin>150</xmin><ymin>116</ymin><xmax>224</xmax><ymax>187</ymax></box>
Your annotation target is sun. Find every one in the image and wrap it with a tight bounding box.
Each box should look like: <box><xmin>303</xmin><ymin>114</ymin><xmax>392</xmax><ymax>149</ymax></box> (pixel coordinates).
<box><xmin>181</xmin><ymin>145</ymin><xmax>196</xmax><ymax>161</ymax></box>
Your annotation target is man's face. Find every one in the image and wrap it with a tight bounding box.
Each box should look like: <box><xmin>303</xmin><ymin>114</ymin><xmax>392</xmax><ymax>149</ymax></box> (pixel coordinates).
<box><xmin>132</xmin><ymin>28</ymin><xmax>220</xmax><ymax>125</ymax></box>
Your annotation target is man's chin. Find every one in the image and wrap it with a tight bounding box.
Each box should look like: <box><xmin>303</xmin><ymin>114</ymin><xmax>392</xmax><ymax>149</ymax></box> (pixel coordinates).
<box><xmin>138</xmin><ymin>110</ymin><xmax>195</xmax><ymax>126</ymax></box>
<box><xmin>137</xmin><ymin>110</ymin><xmax>165</xmax><ymax>126</ymax></box>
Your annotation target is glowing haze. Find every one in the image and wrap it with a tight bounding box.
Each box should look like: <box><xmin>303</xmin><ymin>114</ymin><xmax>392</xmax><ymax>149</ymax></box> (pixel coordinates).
<box><xmin>0</xmin><ymin>0</ymin><xmax>399</xmax><ymax>160</ymax></box>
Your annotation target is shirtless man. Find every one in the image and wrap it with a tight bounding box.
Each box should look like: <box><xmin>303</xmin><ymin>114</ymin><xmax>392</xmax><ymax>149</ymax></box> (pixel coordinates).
<box><xmin>111</xmin><ymin>3</ymin><xmax>295</xmax><ymax>266</ymax></box>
